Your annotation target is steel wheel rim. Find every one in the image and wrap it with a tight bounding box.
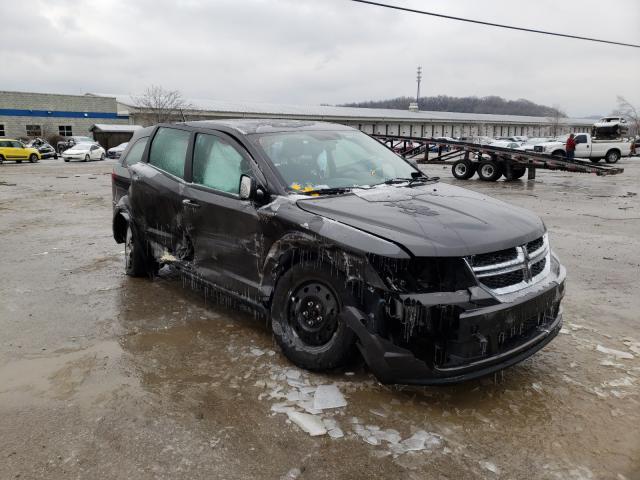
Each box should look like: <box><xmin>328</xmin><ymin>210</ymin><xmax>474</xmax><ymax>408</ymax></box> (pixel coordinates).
<box><xmin>481</xmin><ymin>164</ymin><xmax>495</xmax><ymax>177</ymax></box>
<box><xmin>288</xmin><ymin>281</ymin><xmax>339</xmax><ymax>347</ymax></box>
<box><xmin>455</xmin><ymin>163</ymin><xmax>468</xmax><ymax>176</ymax></box>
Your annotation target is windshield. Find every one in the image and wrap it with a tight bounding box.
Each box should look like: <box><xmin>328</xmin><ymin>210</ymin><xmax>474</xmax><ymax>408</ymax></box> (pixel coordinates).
<box><xmin>252</xmin><ymin>130</ymin><xmax>418</xmax><ymax>192</ymax></box>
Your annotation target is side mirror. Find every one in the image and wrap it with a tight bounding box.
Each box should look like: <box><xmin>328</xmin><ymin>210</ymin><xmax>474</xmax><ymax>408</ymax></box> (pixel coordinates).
<box><xmin>239</xmin><ymin>175</ymin><xmax>267</xmax><ymax>202</ymax></box>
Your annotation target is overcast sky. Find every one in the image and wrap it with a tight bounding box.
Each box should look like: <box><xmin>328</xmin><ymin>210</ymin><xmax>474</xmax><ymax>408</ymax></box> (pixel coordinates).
<box><xmin>1</xmin><ymin>0</ymin><xmax>638</xmax><ymax>117</ymax></box>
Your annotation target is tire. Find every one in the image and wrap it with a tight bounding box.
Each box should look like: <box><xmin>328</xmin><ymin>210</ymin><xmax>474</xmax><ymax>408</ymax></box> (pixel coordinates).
<box><xmin>125</xmin><ymin>223</ymin><xmax>149</xmax><ymax>277</ymax></box>
<box><xmin>590</xmin><ymin>158</ymin><xmax>601</xmax><ymax>164</ymax></box>
<box><xmin>54</xmin><ymin>153</ymin><xmax>58</xmax><ymax>159</ymax></box>
<box><xmin>552</xmin><ymin>150</ymin><xmax>566</xmax><ymax>157</ymax></box>
<box><xmin>100</xmin><ymin>153</ymin><xmax>105</xmax><ymax>161</ymax></box>
<box><xmin>605</xmin><ymin>150</ymin><xmax>620</xmax><ymax>164</ymax></box>
<box><xmin>451</xmin><ymin>159</ymin><xmax>476</xmax><ymax>180</ymax></box>
<box><xmin>510</xmin><ymin>167</ymin><xmax>526</xmax><ymax>180</ymax></box>
<box><xmin>84</xmin><ymin>154</ymin><xmax>90</xmax><ymax>162</ymax></box>
<box><xmin>0</xmin><ymin>155</ymin><xmax>4</xmax><ymax>165</ymax></box>
<box><xmin>29</xmin><ymin>154</ymin><xmax>38</xmax><ymax>163</ymax></box>
<box><xmin>64</xmin><ymin>158</ymin><xmax>70</xmax><ymax>162</ymax></box>
<box><xmin>477</xmin><ymin>160</ymin><xmax>502</xmax><ymax>181</ymax></box>
<box><xmin>270</xmin><ymin>262</ymin><xmax>357</xmax><ymax>371</ymax></box>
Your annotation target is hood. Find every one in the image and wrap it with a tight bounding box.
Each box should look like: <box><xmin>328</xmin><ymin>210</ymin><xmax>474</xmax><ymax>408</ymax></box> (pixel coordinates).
<box><xmin>296</xmin><ymin>183</ymin><xmax>545</xmax><ymax>257</ymax></box>
<box><xmin>65</xmin><ymin>147</ymin><xmax>89</xmax><ymax>153</ymax></box>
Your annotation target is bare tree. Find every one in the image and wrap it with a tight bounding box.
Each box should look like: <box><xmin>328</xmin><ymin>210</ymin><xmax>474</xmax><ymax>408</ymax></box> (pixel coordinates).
<box><xmin>546</xmin><ymin>106</ymin><xmax>564</xmax><ymax>137</ymax></box>
<box><xmin>132</xmin><ymin>85</ymin><xmax>194</xmax><ymax>125</ymax></box>
<box><xmin>613</xmin><ymin>95</ymin><xmax>639</xmax><ymax>136</ymax></box>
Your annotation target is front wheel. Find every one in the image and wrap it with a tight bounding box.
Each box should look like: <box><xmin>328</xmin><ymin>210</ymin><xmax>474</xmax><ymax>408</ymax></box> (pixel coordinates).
<box><xmin>29</xmin><ymin>154</ymin><xmax>38</xmax><ymax>163</ymax></box>
<box><xmin>84</xmin><ymin>154</ymin><xmax>90</xmax><ymax>162</ymax></box>
<box><xmin>271</xmin><ymin>262</ymin><xmax>357</xmax><ymax>371</ymax></box>
<box><xmin>100</xmin><ymin>153</ymin><xmax>105</xmax><ymax>161</ymax></box>
<box><xmin>605</xmin><ymin>150</ymin><xmax>620</xmax><ymax>164</ymax></box>
<box><xmin>477</xmin><ymin>160</ymin><xmax>502</xmax><ymax>181</ymax></box>
<box><xmin>451</xmin><ymin>159</ymin><xmax>476</xmax><ymax>180</ymax></box>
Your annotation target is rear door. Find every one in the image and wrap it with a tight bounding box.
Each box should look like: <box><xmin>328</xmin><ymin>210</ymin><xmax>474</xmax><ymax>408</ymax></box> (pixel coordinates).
<box><xmin>181</xmin><ymin>131</ymin><xmax>263</xmax><ymax>294</ymax></box>
<box><xmin>128</xmin><ymin>126</ymin><xmax>192</xmax><ymax>254</ymax></box>
<box><xmin>112</xmin><ymin>136</ymin><xmax>149</xmax><ymax>207</ymax></box>
<box><xmin>8</xmin><ymin>141</ymin><xmax>26</xmax><ymax>160</ymax></box>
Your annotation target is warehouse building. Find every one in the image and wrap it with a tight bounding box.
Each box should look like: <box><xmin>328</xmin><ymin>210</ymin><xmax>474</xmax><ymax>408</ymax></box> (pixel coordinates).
<box><xmin>0</xmin><ymin>91</ymin><xmax>128</xmax><ymax>140</ymax></box>
<box><xmin>114</xmin><ymin>95</ymin><xmax>594</xmax><ymax>138</ymax></box>
<box><xmin>0</xmin><ymin>90</ymin><xmax>593</xmax><ymax>142</ymax></box>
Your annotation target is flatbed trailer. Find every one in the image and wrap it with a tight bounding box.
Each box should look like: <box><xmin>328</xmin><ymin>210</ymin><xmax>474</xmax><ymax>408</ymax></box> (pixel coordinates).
<box><xmin>373</xmin><ymin>134</ymin><xmax>624</xmax><ymax>181</ymax></box>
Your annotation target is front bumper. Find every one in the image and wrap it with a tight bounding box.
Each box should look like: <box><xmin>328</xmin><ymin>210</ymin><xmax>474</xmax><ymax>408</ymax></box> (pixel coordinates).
<box><xmin>343</xmin><ymin>268</ymin><xmax>566</xmax><ymax>385</ymax></box>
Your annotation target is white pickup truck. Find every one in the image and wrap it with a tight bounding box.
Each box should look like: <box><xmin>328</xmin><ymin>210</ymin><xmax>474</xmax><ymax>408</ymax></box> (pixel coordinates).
<box><xmin>533</xmin><ymin>133</ymin><xmax>632</xmax><ymax>164</ymax></box>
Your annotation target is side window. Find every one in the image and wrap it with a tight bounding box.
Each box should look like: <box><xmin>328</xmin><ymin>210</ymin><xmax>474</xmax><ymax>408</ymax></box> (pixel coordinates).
<box><xmin>123</xmin><ymin>138</ymin><xmax>148</xmax><ymax>166</ymax></box>
<box><xmin>0</xmin><ymin>141</ymin><xmax>8</xmax><ymax>147</ymax></box>
<box><xmin>11</xmin><ymin>141</ymin><xmax>23</xmax><ymax>148</ymax></box>
<box><xmin>575</xmin><ymin>134</ymin><xmax>587</xmax><ymax>144</ymax></box>
<box><xmin>192</xmin><ymin>133</ymin><xmax>249</xmax><ymax>194</ymax></box>
<box><xmin>149</xmin><ymin>128</ymin><xmax>190</xmax><ymax>178</ymax></box>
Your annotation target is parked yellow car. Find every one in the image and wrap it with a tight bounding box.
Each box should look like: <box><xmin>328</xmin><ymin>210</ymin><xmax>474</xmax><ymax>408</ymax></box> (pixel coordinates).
<box><xmin>0</xmin><ymin>139</ymin><xmax>41</xmax><ymax>164</ymax></box>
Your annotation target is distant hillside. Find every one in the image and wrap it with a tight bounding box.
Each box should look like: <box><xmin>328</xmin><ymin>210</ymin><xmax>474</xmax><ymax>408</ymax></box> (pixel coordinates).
<box><xmin>341</xmin><ymin>95</ymin><xmax>566</xmax><ymax>117</ymax></box>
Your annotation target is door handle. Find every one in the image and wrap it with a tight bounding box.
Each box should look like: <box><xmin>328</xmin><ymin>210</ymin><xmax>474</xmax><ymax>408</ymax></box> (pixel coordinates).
<box><xmin>182</xmin><ymin>199</ymin><xmax>200</xmax><ymax>208</ymax></box>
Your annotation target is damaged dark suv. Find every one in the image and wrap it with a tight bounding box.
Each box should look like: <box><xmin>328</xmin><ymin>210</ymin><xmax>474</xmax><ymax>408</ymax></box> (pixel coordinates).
<box><xmin>112</xmin><ymin>119</ymin><xmax>566</xmax><ymax>385</ymax></box>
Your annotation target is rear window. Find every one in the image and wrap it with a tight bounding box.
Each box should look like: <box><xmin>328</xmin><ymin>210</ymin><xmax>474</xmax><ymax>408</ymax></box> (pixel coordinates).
<box><xmin>123</xmin><ymin>138</ymin><xmax>148</xmax><ymax>166</ymax></box>
<box><xmin>149</xmin><ymin>128</ymin><xmax>190</xmax><ymax>178</ymax></box>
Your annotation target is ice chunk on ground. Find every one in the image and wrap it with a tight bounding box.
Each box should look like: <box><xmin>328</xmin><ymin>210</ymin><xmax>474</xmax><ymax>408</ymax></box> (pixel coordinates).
<box><xmin>249</xmin><ymin>348</ymin><xmax>265</xmax><ymax>357</ymax></box>
<box><xmin>322</xmin><ymin>418</ymin><xmax>338</xmax><ymax>430</ymax></box>
<box><xmin>281</xmin><ymin>467</ymin><xmax>302</xmax><ymax>480</ymax></box>
<box><xmin>285</xmin><ymin>369</ymin><xmax>301</xmax><ymax>379</ymax></box>
<box><xmin>480</xmin><ymin>461</ymin><xmax>500</xmax><ymax>475</ymax></box>
<box><xmin>313</xmin><ymin>384</ymin><xmax>347</xmax><ymax>410</ymax></box>
<box><xmin>400</xmin><ymin>430</ymin><xmax>442</xmax><ymax>451</ymax></box>
<box><xmin>596</xmin><ymin>345</ymin><xmax>633</xmax><ymax>359</ymax></box>
<box><xmin>623</xmin><ymin>340</ymin><xmax>640</xmax><ymax>355</ymax></box>
<box><xmin>286</xmin><ymin>412</ymin><xmax>327</xmax><ymax>436</ymax></box>
<box><xmin>328</xmin><ymin>428</ymin><xmax>344</xmax><ymax>439</ymax></box>
<box><xmin>370</xmin><ymin>408</ymin><xmax>387</xmax><ymax>418</ymax></box>
<box><xmin>297</xmin><ymin>400</ymin><xmax>322</xmax><ymax>415</ymax></box>
<box><xmin>271</xmin><ymin>402</ymin><xmax>296</xmax><ymax>414</ymax></box>
<box><xmin>531</xmin><ymin>382</ymin><xmax>543</xmax><ymax>393</ymax></box>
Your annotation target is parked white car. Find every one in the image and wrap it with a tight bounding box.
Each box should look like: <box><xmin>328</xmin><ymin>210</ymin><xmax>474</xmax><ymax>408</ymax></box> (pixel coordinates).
<box><xmin>107</xmin><ymin>142</ymin><xmax>128</xmax><ymax>159</ymax></box>
<box><xmin>62</xmin><ymin>143</ymin><xmax>106</xmax><ymax>162</ymax></box>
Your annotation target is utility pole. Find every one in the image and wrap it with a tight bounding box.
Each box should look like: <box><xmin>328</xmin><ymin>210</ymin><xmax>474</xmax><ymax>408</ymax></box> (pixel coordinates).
<box><xmin>416</xmin><ymin>66</ymin><xmax>422</xmax><ymax>108</ymax></box>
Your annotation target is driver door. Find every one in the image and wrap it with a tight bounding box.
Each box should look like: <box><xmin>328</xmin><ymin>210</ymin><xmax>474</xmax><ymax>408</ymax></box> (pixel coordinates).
<box><xmin>574</xmin><ymin>134</ymin><xmax>589</xmax><ymax>157</ymax></box>
<box><xmin>181</xmin><ymin>131</ymin><xmax>263</xmax><ymax>296</ymax></box>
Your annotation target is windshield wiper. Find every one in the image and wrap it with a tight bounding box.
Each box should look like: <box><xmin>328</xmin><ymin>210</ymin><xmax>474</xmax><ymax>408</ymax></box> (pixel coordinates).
<box><xmin>383</xmin><ymin>173</ymin><xmax>435</xmax><ymax>187</ymax></box>
<box><xmin>297</xmin><ymin>187</ymin><xmax>353</xmax><ymax>196</ymax></box>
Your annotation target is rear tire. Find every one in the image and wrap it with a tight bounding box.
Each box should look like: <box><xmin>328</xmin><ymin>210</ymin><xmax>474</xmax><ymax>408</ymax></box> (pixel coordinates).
<box><xmin>451</xmin><ymin>159</ymin><xmax>476</xmax><ymax>180</ymax></box>
<box><xmin>125</xmin><ymin>223</ymin><xmax>149</xmax><ymax>277</ymax></box>
<box><xmin>605</xmin><ymin>150</ymin><xmax>620</xmax><ymax>164</ymax></box>
<box><xmin>477</xmin><ymin>160</ymin><xmax>502</xmax><ymax>181</ymax></box>
<box><xmin>271</xmin><ymin>262</ymin><xmax>357</xmax><ymax>371</ymax></box>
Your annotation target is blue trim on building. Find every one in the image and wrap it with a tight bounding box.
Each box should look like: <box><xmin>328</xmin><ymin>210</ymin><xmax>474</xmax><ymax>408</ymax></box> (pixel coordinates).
<box><xmin>0</xmin><ymin>108</ymin><xmax>121</xmax><ymax>119</ymax></box>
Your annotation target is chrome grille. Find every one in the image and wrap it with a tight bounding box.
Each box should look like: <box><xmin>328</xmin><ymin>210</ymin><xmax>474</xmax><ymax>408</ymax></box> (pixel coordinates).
<box><xmin>466</xmin><ymin>234</ymin><xmax>550</xmax><ymax>294</ymax></box>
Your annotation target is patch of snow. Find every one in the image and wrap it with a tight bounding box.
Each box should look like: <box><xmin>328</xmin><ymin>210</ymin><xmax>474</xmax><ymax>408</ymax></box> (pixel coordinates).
<box><xmin>479</xmin><ymin>461</ymin><xmax>500</xmax><ymax>475</ymax></box>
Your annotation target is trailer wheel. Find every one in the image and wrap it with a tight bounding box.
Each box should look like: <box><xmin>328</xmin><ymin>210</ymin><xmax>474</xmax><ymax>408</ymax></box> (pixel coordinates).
<box><xmin>590</xmin><ymin>158</ymin><xmax>601</xmax><ymax>163</ymax></box>
<box><xmin>510</xmin><ymin>167</ymin><xmax>526</xmax><ymax>180</ymax></box>
<box><xmin>451</xmin><ymin>159</ymin><xmax>476</xmax><ymax>180</ymax></box>
<box><xmin>605</xmin><ymin>150</ymin><xmax>620</xmax><ymax>164</ymax></box>
<box><xmin>477</xmin><ymin>161</ymin><xmax>502</xmax><ymax>181</ymax></box>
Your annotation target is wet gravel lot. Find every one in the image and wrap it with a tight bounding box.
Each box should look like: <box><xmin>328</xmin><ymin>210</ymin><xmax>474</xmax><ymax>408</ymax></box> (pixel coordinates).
<box><xmin>1</xmin><ymin>157</ymin><xmax>639</xmax><ymax>480</ymax></box>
